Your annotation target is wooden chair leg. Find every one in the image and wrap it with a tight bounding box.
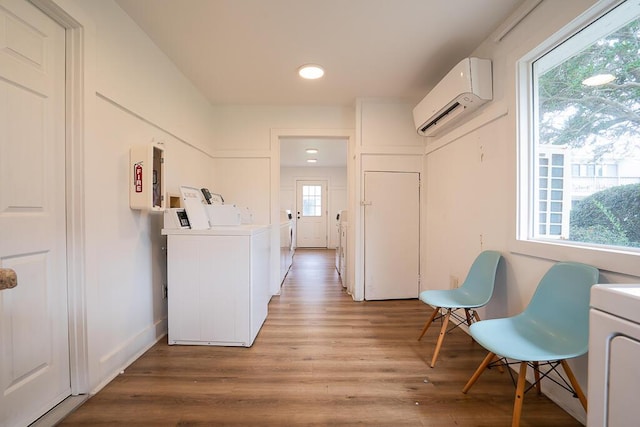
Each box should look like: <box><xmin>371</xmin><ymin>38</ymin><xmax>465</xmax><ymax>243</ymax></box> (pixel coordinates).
<box><xmin>560</xmin><ymin>359</ymin><xmax>588</xmax><ymax>410</ymax></box>
<box><xmin>472</xmin><ymin>311</ymin><xmax>481</xmax><ymax>323</ymax></box>
<box><xmin>512</xmin><ymin>361</ymin><xmax>528</xmax><ymax>427</ymax></box>
<box><xmin>533</xmin><ymin>361</ymin><xmax>542</xmax><ymax>395</ymax></box>
<box><xmin>430</xmin><ymin>309</ymin><xmax>451</xmax><ymax>367</ymax></box>
<box><xmin>417</xmin><ymin>306</ymin><xmax>441</xmax><ymax>341</ymax></box>
<box><xmin>462</xmin><ymin>351</ymin><xmax>495</xmax><ymax>393</ymax></box>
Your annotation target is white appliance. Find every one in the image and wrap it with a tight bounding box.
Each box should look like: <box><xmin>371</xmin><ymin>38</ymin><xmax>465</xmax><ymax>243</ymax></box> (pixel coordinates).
<box><xmin>162</xmin><ymin>225</ymin><xmax>271</xmax><ymax>347</ymax></box>
<box><xmin>164</xmin><ymin>208</ymin><xmax>191</xmax><ymax>229</ymax></box>
<box><xmin>335</xmin><ymin>211</ymin><xmax>343</xmax><ymax>273</ymax></box>
<box><xmin>413</xmin><ymin>57</ymin><xmax>492</xmax><ymax>137</ymax></box>
<box><xmin>335</xmin><ymin>210</ymin><xmax>347</xmax><ymax>284</ymax></box>
<box><xmin>339</xmin><ymin>220</ymin><xmax>347</xmax><ymax>286</ymax></box>
<box><xmin>179</xmin><ymin>185</ymin><xmax>210</xmax><ymax>229</ymax></box>
<box><xmin>279</xmin><ymin>210</ymin><xmax>294</xmax><ymax>285</ymax></box>
<box><xmin>205</xmin><ymin>205</ymin><xmax>241</xmax><ymax>226</ymax></box>
<box><xmin>588</xmin><ymin>284</ymin><xmax>640</xmax><ymax>426</ymax></box>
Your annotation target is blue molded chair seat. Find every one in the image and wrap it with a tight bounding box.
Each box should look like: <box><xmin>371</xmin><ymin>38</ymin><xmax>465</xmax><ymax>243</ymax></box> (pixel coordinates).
<box><xmin>419</xmin><ymin>287</ymin><xmax>491</xmax><ymax>308</ymax></box>
<box><xmin>462</xmin><ymin>261</ymin><xmax>599</xmax><ymax>427</ymax></box>
<box><xmin>417</xmin><ymin>250</ymin><xmax>502</xmax><ymax>367</ymax></box>
<box><xmin>470</xmin><ymin>314</ymin><xmax>587</xmax><ymax>362</ymax></box>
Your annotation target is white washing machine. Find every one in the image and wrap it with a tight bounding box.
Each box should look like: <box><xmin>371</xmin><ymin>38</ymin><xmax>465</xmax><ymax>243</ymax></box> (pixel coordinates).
<box><xmin>335</xmin><ymin>210</ymin><xmax>347</xmax><ymax>285</ymax></box>
<box><xmin>588</xmin><ymin>284</ymin><xmax>640</xmax><ymax>427</ymax></box>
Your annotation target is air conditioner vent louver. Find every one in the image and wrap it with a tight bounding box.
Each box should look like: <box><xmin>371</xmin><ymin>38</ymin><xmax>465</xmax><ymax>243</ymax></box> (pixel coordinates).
<box><xmin>413</xmin><ymin>58</ymin><xmax>493</xmax><ymax>137</ymax></box>
<box><xmin>420</xmin><ymin>102</ymin><xmax>461</xmax><ymax>133</ymax></box>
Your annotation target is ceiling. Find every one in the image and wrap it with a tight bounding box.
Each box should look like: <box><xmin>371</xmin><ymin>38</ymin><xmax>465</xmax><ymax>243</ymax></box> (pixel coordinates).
<box><xmin>116</xmin><ymin>0</ymin><xmax>524</xmax><ymax>106</ymax></box>
<box><xmin>115</xmin><ymin>0</ymin><xmax>525</xmax><ymax>167</ymax></box>
<box><xmin>280</xmin><ymin>137</ymin><xmax>348</xmax><ymax>168</ymax></box>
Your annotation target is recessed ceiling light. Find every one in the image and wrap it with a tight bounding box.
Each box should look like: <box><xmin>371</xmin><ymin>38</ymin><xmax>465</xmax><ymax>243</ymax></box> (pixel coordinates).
<box><xmin>307</xmin><ymin>159</ymin><xmax>317</xmax><ymax>163</ymax></box>
<box><xmin>298</xmin><ymin>64</ymin><xmax>324</xmax><ymax>80</ymax></box>
<box><xmin>582</xmin><ymin>73</ymin><xmax>615</xmax><ymax>86</ymax></box>
<box><xmin>305</xmin><ymin>148</ymin><xmax>318</xmax><ymax>154</ymax></box>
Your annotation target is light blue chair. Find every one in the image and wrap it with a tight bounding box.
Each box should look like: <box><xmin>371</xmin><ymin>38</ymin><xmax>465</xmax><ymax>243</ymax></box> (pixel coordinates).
<box><xmin>462</xmin><ymin>261</ymin><xmax>599</xmax><ymax>427</ymax></box>
<box><xmin>417</xmin><ymin>250</ymin><xmax>502</xmax><ymax>367</ymax></box>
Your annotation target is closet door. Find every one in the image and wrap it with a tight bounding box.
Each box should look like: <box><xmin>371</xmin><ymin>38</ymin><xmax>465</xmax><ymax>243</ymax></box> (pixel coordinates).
<box><xmin>364</xmin><ymin>172</ymin><xmax>420</xmax><ymax>300</ymax></box>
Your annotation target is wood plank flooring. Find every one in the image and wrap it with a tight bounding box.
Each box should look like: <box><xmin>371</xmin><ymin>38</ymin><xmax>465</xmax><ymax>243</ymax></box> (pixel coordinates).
<box><xmin>59</xmin><ymin>249</ymin><xmax>583</xmax><ymax>426</ymax></box>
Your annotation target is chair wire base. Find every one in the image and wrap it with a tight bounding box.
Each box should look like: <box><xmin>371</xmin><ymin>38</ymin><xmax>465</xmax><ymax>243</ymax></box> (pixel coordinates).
<box><xmin>487</xmin><ymin>358</ymin><xmax>581</xmax><ymax>399</ymax></box>
<box><xmin>434</xmin><ymin>308</ymin><xmax>479</xmax><ymax>335</ymax></box>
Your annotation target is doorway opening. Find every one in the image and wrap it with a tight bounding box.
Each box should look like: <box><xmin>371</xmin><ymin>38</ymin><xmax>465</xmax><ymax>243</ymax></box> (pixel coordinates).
<box><xmin>279</xmin><ymin>136</ymin><xmax>348</xmax><ymax>250</ymax></box>
<box><xmin>272</xmin><ymin>131</ymin><xmax>353</xmax><ymax>296</ymax></box>
<box><xmin>295</xmin><ymin>180</ymin><xmax>329</xmax><ymax>248</ymax></box>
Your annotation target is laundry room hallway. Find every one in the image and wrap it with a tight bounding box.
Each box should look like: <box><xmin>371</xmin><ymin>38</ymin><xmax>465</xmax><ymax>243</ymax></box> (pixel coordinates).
<box><xmin>58</xmin><ymin>249</ymin><xmax>581</xmax><ymax>426</ymax></box>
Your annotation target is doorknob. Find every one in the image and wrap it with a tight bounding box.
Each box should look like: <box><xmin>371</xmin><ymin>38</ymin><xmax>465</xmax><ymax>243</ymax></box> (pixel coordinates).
<box><xmin>0</xmin><ymin>268</ymin><xmax>17</xmax><ymax>290</ymax></box>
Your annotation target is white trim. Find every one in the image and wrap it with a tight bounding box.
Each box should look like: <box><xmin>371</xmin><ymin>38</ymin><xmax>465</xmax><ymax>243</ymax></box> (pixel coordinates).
<box><xmin>209</xmin><ymin>150</ymin><xmax>271</xmax><ymax>159</ymax></box>
<box><xmin>518</xmin><ymin>0</ymin><xmax>628</xmax><ymax>66</ymax></box>
<box><xmin>30</xmin><ymin>0</ymin><xmax>91</xmax><ymax>395</ymax></box>
<box><xmin>359</xmin><ymin>146</ymin><xmax>425</xmax><ymax>156</ymax></box>
<box><xmin>96</xmin><ymin>92</ymin><xmax>215</xmax><ymax>159</ymax></box>
<box><xmin>424</xmin><ymin>103</ymin><xmax>509</xmax><ymax>155</ymax></box>
<box><xmin>270</xmin><ymin>128</ymin><xmax>356</xmax><ymax>298</ymax></box>
<box><xmin>492</xmin><ymin>0</ymin><xmax>544</xmax><ymax>42</ymax></box>
<box><xmin>64</xmin><ymin>20</ymin><xmax>89</xmax><ymax>396</ymax></box>
<box><xmin>511</xmin><ymin>239</ymin><xmax>640</xmax><ymax>276</ymax></box>
<box><xmin>513</xmin><ymin>0</ymin><xmax>640</xmax><ymax>277</ymax></box>
<box><xmin>90</xmin><ymin>332</ymin><xmax>167</xmax><ymax>395</ymax></box>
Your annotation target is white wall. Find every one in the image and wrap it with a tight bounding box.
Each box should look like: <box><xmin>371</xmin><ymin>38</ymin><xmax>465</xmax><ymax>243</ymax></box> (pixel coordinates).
<box><xmin>281</xmin><ymin>166</ymin><xmax>348</xmax><ymax>248</ymax></box>
<box><xmin>422</xmin><ymin>0</ymin><xmax>640</xmax><ymax>422</ymax></box>
<box><xmin>212</xmin><ymin>105</ymin><xmax>355</xmax><ymax>152</ymax></box>
<box><xmin>208</xmin><ymin>106</ymin><xmax>355</xmax><ymax>295</ymax></box>
<box><xmin>210</xmin><ymin>105</ymin><xmax>354</xmax><ymax>224</ymax></box>
<box><xmin>56</xmin><ymin>0</ymin><xmax>218</xmax><ymax>393</ymax></box>
<box><xmin>353</xmin><ymin>99</ymin><xmax>425</xmax><ymax>300</ymax></box>
<box><xmin>211</xmin><ymin>157</ymin><xmax>271</xmax><ymax>225</ymax></box>
<box><xmin>78</xmin><ymin>2</ymin><xmax>215</xmax><ymax>153</ymax></box>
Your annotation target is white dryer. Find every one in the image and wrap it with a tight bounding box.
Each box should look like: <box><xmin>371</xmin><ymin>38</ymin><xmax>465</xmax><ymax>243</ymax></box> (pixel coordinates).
<box><xmin>588</xmin><ymin>284</ymin><xmax>640</xmax><ymax>426</ymax></box>
<box><xmin>335</xmin><ymin>210</ymin><xmax>348</xmax><ymax>285</ymax></box>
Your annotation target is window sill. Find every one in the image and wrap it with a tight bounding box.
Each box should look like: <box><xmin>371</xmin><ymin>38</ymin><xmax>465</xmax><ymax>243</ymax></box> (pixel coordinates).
<box><xmin>510</xmin><ymin>238</ymin><xmax>640</xmax><ymax>277</ymax></box>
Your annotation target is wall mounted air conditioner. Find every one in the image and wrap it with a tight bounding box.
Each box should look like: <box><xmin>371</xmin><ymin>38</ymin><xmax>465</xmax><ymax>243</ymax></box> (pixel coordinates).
<box><xmin>413</xmin><ymin>57</ymin><xmax>492</xmax><ymax>137</ymax></box>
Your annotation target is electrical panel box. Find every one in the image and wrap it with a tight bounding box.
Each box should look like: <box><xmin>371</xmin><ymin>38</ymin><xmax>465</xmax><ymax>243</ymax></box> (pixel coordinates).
<box><xmin>130</xmin><ymin>144</ymin><xmax>165</xmax><ymax>211</ymax></box>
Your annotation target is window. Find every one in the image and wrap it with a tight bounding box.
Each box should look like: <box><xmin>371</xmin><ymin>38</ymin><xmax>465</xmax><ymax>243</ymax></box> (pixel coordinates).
<box><xmin>301</xmin><ymin>185</ymin><xmax>322</xmax><ymax>216</ymax></box>
<box><xmin>520</xmin><ymin>0</ymin><xmax>640</xmax><ymax>254</ymax></box>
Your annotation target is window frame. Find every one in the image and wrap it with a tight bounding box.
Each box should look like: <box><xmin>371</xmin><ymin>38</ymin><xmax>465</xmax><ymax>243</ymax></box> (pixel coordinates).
<box><xmin>514</xmin><ymin>0</ymin><xmax>640</xmax><ymax>277</ymax></box>
<box><xmin>301</xmin><ymin>184</ymin><xmax>323</xmax><ymax>217</ymax></box>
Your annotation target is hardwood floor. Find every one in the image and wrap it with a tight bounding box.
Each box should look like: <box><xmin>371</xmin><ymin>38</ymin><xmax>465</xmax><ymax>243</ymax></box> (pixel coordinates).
<box><xmin>59</xmin><ymin>249</ymin><xmax>582</xmax><ymax>426</ymax></box>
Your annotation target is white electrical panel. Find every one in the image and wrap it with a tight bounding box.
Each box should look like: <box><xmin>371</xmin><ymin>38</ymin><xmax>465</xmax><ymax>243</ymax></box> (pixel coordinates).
<box><xmin>130</xmin><ymin>144</ymin><xmax>165</xmax><ymax>211</ymax></box>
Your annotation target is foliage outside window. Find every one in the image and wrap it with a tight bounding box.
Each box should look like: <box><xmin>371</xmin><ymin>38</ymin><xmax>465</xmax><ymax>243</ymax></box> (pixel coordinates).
<box><xmin>528</xmin><ymin>1</ymin><xmax>640</xmax><ymax>251</ymax></box>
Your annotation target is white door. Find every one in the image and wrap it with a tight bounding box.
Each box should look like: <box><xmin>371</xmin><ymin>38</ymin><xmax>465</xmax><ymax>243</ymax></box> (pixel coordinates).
<box><xmin>0</xmin><ymin>1</ymin><xmax>70</xmax><ymax>426</ymax></box>
<box><xmin>296</xmin><ymin>180</ymin><xmax>328</xmax><ymax>247</ymax></box>
<box><xmin>364</xmin><ymin>172</ymin><xmax>419</xmax><ymax>300</ymax></box>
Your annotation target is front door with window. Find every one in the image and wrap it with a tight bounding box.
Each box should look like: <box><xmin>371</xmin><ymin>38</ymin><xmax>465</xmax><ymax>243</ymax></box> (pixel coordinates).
<box><xmin>295</xmin><ymin>180</ymin><xmax>328</xmax><ymax>248</ymax></box>
<box><xmin>0</xmin><ymin>1</ymin><xmax>70</xmax><ymax>425</ymax></box>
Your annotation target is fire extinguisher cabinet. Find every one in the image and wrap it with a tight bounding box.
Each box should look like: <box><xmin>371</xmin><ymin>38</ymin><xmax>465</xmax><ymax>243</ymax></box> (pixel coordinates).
<box><xmin>130</xmin><ymin>144</ymin><xmax>165</xmax><ymax>211</ymax></box>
